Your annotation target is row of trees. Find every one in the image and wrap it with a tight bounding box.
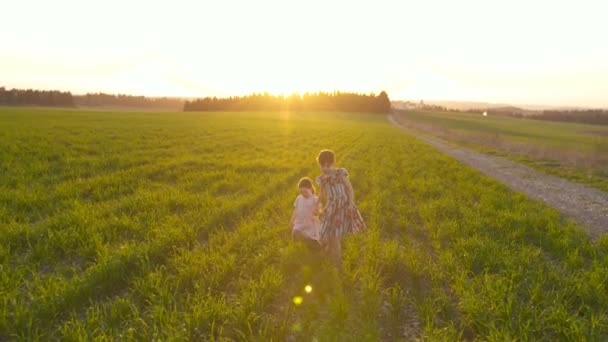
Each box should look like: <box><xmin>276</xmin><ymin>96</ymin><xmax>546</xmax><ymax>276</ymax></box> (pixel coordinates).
<box><xmin>1</xmin><ymin>87</ymin><xmax>392</xmax><ymax>113</ymax></box>
<box><xmin>0</xmin><ymin>87</ymin><xmax>185</xmax><ymax>110</ymax></box>
<box><xmin>183</xmin><ymin>91</ymin><xmax>391</xmax><ymax>113</ymax></box>
<box><xmin>456</xmin><ymin>107</ymin><xmax>608</xmax><ymax>125</ymax></box>
<box><xmin>0</xmin><ymin>87</ymin><xmax>74</xmax><ymax>106</ymax></box>
<box><xmin>531</xmin><ymin>110</ymin><xmax>608</xmax><ymax>125</ymax></box>
<box><xmin>474</xmin><ymin>108</ymin><xmax>608</xmax><ymax>125</ymax></box>
<box><xmin>73</xmin><ymin>93</ymin><xmax>184</xmax><ymax>110</ymax></box>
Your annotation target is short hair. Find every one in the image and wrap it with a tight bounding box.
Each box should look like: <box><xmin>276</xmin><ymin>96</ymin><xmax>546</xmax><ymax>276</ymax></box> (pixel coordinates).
<box><xmin>317</xmin><ymin>149</ymin><xmax>335</xmax><ymax>166</ymax></box>
<box><xmin>298</xmin><ymin>177</ymin><xmax>315</xmax><ymax>194</ymax></box>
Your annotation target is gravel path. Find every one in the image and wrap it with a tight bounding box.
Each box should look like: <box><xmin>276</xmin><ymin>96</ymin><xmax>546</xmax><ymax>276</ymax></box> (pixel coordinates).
<box><xmin>389</xmin><ymin>114</ymin><xmax>608</xmax><ymax>238</ymax></box>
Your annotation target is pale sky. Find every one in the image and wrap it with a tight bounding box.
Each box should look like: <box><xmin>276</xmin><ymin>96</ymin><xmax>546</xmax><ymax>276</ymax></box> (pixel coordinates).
<box><xmin>2</xmin><ymin>0</ymin><xmax>608</xmax><ymax>107</ymax></box>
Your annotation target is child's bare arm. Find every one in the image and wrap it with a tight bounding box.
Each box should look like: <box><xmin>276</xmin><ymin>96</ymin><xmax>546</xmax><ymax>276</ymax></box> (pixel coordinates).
<box><xmin>344</xmin><ymin>177</ymin><xmax>355</xmax><ymax>205</ymax></box>
<box><xmin>289</xmin><ymin>209</ymin><xmax>296</xmax><ymax>227</ymax></box>
<box><xmin>313</xmin><ymin>197</ymin><xmax>321</xmax><ymax>215</ymax></box>
<box><xmin>317</xmin><ymin>186</ymin><xmax>326</xmax><ymax>214</ymax></box>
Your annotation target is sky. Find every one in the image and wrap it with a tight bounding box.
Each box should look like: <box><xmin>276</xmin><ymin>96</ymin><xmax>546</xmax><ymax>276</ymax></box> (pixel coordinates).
<box><xmin>2</xmin><ymin>0</ymin><xmax>608</xmax><ymax>107</ymax></box>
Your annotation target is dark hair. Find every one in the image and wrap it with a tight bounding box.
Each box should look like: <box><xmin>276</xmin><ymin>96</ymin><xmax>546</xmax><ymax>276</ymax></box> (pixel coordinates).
<box><xmin>317</xmin><ymin>149</ymin><xmax>335</xmax><ymax>166</ymax></box>
<box><xmin>298</xmin><ymin>177</ymin><xmax>315</xmax><ymax>194</ymax></box>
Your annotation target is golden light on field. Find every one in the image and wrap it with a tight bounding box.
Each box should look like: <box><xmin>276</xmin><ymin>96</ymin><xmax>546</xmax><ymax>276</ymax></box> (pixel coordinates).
<box><xmin>2</xmin><ymin>0</ymin><xmax>608</xmax><ymax>106</ymax></box>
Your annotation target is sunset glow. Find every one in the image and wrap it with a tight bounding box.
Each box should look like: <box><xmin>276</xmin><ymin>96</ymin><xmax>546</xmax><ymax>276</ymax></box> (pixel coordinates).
<box><xmin>2</xmin><ymin>0</ymin><xmax>608</xmax><ymax>106</ymax></box>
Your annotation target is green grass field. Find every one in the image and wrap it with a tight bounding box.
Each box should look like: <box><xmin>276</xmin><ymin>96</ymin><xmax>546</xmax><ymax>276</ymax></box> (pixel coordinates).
<box><xmin>394</xmin><ymin>110</ymin><xmax>608</xmax><ymax>192</ymax></box>
<box><xmin>1</xmin><ymin>107</ymin><xmax>608</xmax><ymax>340</ymax></box>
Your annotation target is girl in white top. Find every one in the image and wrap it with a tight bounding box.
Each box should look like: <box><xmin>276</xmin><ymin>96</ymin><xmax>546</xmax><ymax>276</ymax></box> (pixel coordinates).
<box><xmin>289</xmin><ymin>177</ymin><xmax>321</xmax><ymax>242</ymax></box>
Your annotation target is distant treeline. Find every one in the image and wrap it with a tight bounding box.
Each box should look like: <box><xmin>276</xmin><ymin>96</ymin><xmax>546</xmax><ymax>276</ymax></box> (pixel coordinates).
<box><xmin>0</xmin><ymin>87</ymin><xmax>184</xmax><ymax>110</ymax></box>
<box><xmin>183</xmin><ymin>91</ymin><xmax>391</xmax><ymax>113</ymax></box>
<box><xmin>74</xmin><ymin>93</ymin><xmax>184</xmax><ymax>110</ymax></box>
<box><xmin>532</xmin><ymin>110</ymin><xmax>608</xmax><ymax>125</ymax></box>
<box><xmin>468</xmin><ymin>108</ymin><xmax>608</xmax><ymax>125</ymax></box>
<box><xmin>0</xmin><ymin>87</ymin><xmax>74</xmax><ymax>106</ymax></box>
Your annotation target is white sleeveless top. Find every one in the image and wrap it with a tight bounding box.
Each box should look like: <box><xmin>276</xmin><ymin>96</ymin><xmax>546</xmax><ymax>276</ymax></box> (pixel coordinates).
<box><xmin>294</xmin><ymin>194</ymin><xmax>318</xmax><ymax>224</ymax></box>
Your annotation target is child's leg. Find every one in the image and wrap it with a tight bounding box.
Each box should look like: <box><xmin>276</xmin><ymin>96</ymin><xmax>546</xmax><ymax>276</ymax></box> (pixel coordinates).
<box><xmin>334</xmin><ymin>238</ymin><xmax>341</xmax><ymax>262</ymax></box>
<box><xmin>304</xmin><ymin>237</ymin><xmax>321</xmax><ymax>251</ymax></box>
<box><xmin>328</xmin><ymin>236</ymin><xmax>342</xmax><ymax>265</ymax></box>
<box><xmin>321</xmin><ymin>237</ymin><xmax>330</xmax><ymax>253</ymax></box>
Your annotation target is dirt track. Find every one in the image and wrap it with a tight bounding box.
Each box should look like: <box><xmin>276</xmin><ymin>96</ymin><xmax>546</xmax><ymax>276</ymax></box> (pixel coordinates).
<box><xmin>388</xmin><ymin>114</ymin><xmax>608</xmax><ymax>238</ymax></box>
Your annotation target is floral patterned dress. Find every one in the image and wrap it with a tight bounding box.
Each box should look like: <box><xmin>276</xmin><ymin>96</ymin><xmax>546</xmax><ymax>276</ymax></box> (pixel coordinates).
<box><xmin>316</xmin><ymin>168</ymin><xmax>366</xmax><ymax>239</ymax></box>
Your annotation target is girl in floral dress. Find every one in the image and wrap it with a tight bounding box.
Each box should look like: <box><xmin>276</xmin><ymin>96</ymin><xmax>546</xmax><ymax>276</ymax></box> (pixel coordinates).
<box><xmin>315</xmin><ymin>149</ymin><xmax>365</xmax><ymax>263</ymax></box>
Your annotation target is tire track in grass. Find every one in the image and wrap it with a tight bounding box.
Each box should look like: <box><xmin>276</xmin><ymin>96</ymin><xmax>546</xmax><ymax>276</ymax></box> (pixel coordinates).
<box><xmin>338</xmin><ymin>134</ymin><xmax>417</xmax><ymax>340</ymax></box>
<box><xmin>387</xmin><ymin>138</ymin><xmax>476</xmax><ymax>340</ymax></box>
<box><xmin>371</xmin><ymin>193</ymin><xmax>423</xmax><ymax>340</ymax></box>
<box><xmin>351</xmin><ymin>138</ymin><xmax>424</xmax><ymax>340</ymax></box>
<box><xmin>344</xmin><ymin>131</ymin><xmax>465</xmax><ymax>340</ymax></box>
<box><xmin>398</xmin><ymin>178</ymin><xmax>471</xmax><ymax>339</ymax></box>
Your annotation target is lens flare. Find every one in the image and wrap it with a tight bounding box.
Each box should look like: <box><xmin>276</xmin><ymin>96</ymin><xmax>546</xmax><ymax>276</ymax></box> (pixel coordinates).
<box><xmin>293</xmin><ymin>296</ymin><xmax>303</xmax><ymax>305</ymax></box>
<box><xmin>305</xmin><ymin>285</ymin><xmax>312</xmax><ymax>293</ymax></box>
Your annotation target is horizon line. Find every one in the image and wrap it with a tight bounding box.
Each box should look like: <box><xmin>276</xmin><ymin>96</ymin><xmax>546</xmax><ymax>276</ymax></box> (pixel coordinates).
<box><xmin>2</xmin><ymin>84</ymin><xmax>607</xmax><ymax>110</ymax></box>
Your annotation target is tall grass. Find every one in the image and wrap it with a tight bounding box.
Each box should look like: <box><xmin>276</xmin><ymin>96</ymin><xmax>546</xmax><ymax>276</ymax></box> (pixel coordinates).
<box><xmin>0</xmin><ymin>107</ymin><xmax>606</xmax><ymax>339</ymax></box>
